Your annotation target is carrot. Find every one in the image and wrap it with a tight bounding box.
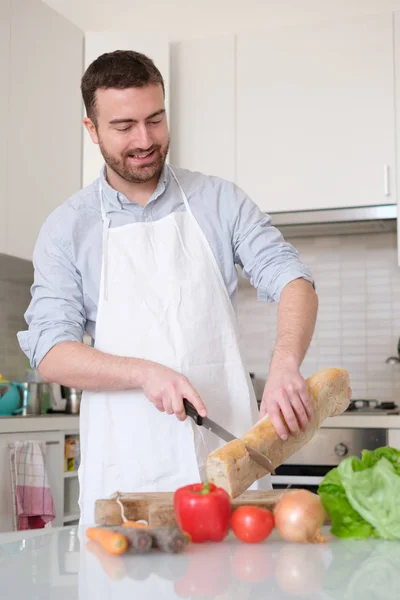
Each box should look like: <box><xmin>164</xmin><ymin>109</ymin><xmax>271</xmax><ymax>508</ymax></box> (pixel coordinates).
<box><xmin>86</xmin><ymin>527</ymin><xmax>128</xmax><ymax>555</ymax></box>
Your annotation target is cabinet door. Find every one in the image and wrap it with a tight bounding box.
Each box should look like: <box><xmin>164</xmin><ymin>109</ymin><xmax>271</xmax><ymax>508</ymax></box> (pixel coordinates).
<box><xmin>394</xmin><ymin>12</ymin><xmax>400</xmax><ymax>266</ymax></box>
<box><xmin>0</xmin><ymin>431</ymin><xmax>64</xmax><ymax>532</ymax></box>
<box><xmin>170</xmin><ymin>35</ymin><xmax>236</xmax><ymax>182</ymax></box>
<box><xmin>83</xmin><ymin>33</ymin><xmax>170</xmax><ymax>187</ymax></box>
<box><xmin>7</xmin><ymin>0</ymin><xmax>83</xmax><ymax>260</ymax></box>
<box><xmin>0</xmin><ymin>0</ymin><xmax>11</xmax><ymax>254</ymax></box>
<box><xmin>237</xmin><ymin>14</ymin><xmax>396</xmax><ymax>212</ymax></box>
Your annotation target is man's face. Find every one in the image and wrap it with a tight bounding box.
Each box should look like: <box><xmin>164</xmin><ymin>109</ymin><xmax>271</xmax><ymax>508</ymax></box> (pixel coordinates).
<box><xmin>84</xmin><ymin>84</ymin><xmax>169</xmax><ymax>184</ymax></box>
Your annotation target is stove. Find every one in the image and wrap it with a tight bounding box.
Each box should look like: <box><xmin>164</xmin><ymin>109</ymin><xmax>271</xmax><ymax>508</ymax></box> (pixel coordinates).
<box><xmin>345</xmin><ymin>399</ymin><xmax>399</xmax><ymax>415</ymax></box>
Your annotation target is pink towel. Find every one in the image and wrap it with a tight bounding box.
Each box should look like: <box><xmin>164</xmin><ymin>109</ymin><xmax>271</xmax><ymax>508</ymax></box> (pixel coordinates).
<box><xmin>9</xmin><ymin>440</ymin><xmax>56</xmax><ymax>531</ymax></box>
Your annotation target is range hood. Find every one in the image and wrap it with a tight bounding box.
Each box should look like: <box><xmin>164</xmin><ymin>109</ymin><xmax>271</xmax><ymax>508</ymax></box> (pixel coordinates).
<box><xmin>269</xmin><ymin>204</ymin><xmax>397</xmax><ymax>238</ymax></box>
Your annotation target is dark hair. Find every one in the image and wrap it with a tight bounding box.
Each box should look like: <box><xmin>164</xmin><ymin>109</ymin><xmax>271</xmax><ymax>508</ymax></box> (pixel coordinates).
<box><xmin>81</xmin><ymin>49</ymin><xmax>165</xmax><ymax>123</ymax></box>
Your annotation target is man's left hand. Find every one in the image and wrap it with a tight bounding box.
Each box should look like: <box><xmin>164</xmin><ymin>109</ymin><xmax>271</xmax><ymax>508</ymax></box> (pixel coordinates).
<box><xmin>258</xmin><ymin>360</ymin><xmax>313</xmax><ymax>440</ymax></box>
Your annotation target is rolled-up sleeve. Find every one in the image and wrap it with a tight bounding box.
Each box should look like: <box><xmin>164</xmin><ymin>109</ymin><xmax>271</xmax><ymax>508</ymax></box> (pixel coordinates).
<box><xmin>230</xmin><ymin>184</ymin><xmax>314</xmax><ymax>302</ymax></box>
<box><xmin>17</xmin><ymin>220</ymin><xmax>86</xmax><ymax>369</ymax></box>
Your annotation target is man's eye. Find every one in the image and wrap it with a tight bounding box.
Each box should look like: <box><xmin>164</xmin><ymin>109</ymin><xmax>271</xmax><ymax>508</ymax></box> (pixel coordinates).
<box><xmin>117</xmin><ymin>127</ymin><xmax>131</xmax><ymax>132</ymax></box>
<box><xmin>148</xmin><ymin>119</ymin><xmax>162</xmax><ymax>125</ymax></box>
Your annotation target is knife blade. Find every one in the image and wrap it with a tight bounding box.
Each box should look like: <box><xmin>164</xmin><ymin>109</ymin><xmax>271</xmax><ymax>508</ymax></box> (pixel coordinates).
<box><xmin>183</xmin><ymin>399</ymin><xmax>276</xmax><ymax>475</ymax></box>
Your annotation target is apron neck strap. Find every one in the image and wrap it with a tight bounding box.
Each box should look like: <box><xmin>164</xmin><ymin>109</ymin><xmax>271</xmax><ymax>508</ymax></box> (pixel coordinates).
<box><xmin>98</xmin><ymin>168</ymin><xmax>190</xmax><ymax>302</ymax></box>
<box><xmin>168</xmin><ymin>166</ymin><xmax>192</xmax><ymax>215</ymax></box>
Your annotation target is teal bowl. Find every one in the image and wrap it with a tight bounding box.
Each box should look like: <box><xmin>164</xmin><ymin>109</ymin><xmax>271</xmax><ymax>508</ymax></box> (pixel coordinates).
<box><xmin>0</xmin><ymin>383</ymin><xmax>28</xmax><ymax>416</ymax></box>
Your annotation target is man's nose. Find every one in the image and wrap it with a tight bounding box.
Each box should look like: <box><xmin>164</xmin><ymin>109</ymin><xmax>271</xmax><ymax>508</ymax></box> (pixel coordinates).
<box><xmin>133</xmin><ymin>123</ymin><xmax>152</xmax><ymax>149</ymax></box>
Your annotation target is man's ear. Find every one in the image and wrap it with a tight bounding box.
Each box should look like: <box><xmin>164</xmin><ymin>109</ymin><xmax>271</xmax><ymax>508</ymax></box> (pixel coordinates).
<box><xmin>83</xmin><ymin>117</ymin><xmax>99</xmax><ymax>145</ymax></box>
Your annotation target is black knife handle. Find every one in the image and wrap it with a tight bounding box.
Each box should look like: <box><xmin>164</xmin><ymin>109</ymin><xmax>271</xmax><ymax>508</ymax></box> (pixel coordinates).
<box><xmin>183</xmin><ymin>399</ymin><xmax>203</xmax><ymax>425</ymax></box>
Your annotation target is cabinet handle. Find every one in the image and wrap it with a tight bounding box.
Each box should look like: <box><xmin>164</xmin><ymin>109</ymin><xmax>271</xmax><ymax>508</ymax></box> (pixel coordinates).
<box><xmin>8</xmin><ymin>440</ymin><xmax>60</xmax><ymax>448</ymax></box>
<box><xmin>384</xmin><ymin>164</ymin><xmax>390</xmax><ymax>196</ymax></box>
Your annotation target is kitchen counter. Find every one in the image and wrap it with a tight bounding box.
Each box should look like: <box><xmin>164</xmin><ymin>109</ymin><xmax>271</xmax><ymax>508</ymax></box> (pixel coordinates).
<box><xmin>0</xmin><ymin>414</ymin><xmax>79</xmax><ymax>434</ymax></box>
<box><xmin>2</xmin><ymin>411</ymin><xmax>400</xmax><ymax>435</ymax></box>
<box><xmin>0</xmin><ymin>525</ymin><xmax>398</xmax><ymax>599</ymax></box>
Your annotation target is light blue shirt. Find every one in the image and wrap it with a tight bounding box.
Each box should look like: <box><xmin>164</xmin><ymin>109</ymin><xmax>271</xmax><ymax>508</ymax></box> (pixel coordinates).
<box><xmin>17</xmin><ymin>165</ymin><xmax>314</xmax><ymax>370</ymax></box>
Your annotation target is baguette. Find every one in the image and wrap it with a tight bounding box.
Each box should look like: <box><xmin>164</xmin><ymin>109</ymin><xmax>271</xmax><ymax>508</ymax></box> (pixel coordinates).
<box><xmin>206</xmin><ymin>367</ymin><xmax>351</xmax><ymax>498</ymax></box>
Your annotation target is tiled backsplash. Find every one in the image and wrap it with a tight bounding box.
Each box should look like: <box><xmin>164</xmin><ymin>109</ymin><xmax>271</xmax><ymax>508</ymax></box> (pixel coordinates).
<box><xmin>0</xmin><ymin>278</ymin><xmax>31</xmax><ymax>381</ymax></box>
<box><xmin>237</xmin><ymin>232</ymin><xmax>400</xmax><ymax>403</ymax></box>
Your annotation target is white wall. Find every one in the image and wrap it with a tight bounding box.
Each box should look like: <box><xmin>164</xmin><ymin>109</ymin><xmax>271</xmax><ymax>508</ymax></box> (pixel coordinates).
<box><xmin>0</xmin><ymin>0</ymin><xmax>11</xmax><ymax>254</ymax></box>
<box><xmin>44</xmin><ymin>0</ymin><xmax>400</xmax><ymax>39</ymax></box>
<box><xmin>83</xmin><ymin>33</ymin><xmax>170</xmax><ymax>187</ymax></box>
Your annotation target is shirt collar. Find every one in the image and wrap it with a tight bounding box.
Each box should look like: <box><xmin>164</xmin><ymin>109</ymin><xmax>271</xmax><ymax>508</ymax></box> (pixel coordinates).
<box><xmin>99</xmin><ymin>163</ymin><xmax>170</xmax><ymax>210</ymax></box>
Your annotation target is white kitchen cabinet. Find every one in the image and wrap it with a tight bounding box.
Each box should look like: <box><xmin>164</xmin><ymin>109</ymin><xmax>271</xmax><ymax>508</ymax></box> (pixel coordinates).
<box><xmin>6</xmin><ymin>0</ymin><xmax>83</xmax><ymax>261</ymax></box>
<box><xmin>0</xmin><ymin>431</ymin><xmax>64</xmax><ymax>533</ymax></box>
<box><xmin>169</xmin><ymin>35</ymin><xmax>236</xmax><ymax>182</ymax></box>
<box><xmin>83</xmin><ymin>33</ymin><xmax>170</xmax><ymax>187</ymax></box>
<box><xmin>236</xmin><ymin>14</ymin><xmax>396</xmax><ymax>212</ymax></box>
<box><xmin>393</xmin><ymin>12</ymin><xmax>400</xmax><ymax>267</ymax></box>
<box><xmin>0</xmin><ymin>0</ymin><xmax>11</xmax><ymax>255</ymax></box>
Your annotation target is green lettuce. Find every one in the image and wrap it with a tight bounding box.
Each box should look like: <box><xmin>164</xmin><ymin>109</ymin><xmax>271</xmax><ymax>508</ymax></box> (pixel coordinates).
<box><xmin>318</xmin><ymin>446</ymin><xmax>400</xmax><ymax>539</ymax></box>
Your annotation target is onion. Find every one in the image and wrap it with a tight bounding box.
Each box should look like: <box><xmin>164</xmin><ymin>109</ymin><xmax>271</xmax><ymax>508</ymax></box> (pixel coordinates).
<box><xmin>274</xmin><ymin>489</ymin><xmax>326</xmax><ymax>543</ymax></box>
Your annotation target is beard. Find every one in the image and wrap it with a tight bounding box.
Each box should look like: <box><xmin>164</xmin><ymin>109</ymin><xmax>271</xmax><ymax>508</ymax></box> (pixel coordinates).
<box><xmin>98</xmin><ymin>137</ymin><xmax>170</xmax><ymax>184</ymax></box>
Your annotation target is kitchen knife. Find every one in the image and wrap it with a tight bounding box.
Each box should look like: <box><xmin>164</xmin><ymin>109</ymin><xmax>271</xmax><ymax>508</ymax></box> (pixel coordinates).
<box><xmin>183</xmin><ymin>399</ymin><xmax>276</xmax><ymax>475</ymax></box>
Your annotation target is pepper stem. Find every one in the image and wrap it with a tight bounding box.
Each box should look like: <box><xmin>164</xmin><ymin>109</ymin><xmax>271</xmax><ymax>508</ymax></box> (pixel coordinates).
<box><xmin>200</xmin><ymin>480</ymin><xmax>210</xmax><ymax>495</ymax></box>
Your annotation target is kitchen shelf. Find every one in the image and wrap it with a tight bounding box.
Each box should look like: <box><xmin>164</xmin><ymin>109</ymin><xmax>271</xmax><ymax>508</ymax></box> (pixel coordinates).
<box><xmin>64</xmin><ymin>471</ymin><xmax>78</xmax><ymax>479</ymax></box>
<box><xmin>63</xmin><ymin>512</ymin><xmax>80</xmax><ymax>523</ymax></box>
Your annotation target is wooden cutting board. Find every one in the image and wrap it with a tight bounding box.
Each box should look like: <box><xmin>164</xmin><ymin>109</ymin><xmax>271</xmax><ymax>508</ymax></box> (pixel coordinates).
<box><xmin>94</xmin><ymin>489</ymin><xmax>288</xmax><ymax>527</ymax></box>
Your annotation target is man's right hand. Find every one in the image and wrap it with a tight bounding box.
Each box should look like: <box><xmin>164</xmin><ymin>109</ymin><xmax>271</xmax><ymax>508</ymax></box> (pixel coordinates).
<box><xmin>38</xmin><ymin>343</ymin><xmax>207</xmax><ymax>422</ymax></box>
<box><xmin>141</xmin><ymin>362</ymin><xmax>207</xmax><ymax>421</ymax></box>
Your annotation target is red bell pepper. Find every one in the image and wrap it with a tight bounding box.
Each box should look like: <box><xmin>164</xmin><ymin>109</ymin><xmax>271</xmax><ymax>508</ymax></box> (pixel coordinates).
<box><xmin>174</xmin><ymin>481</ymin><xmax>231</xmax><ymax>543</ymax></box>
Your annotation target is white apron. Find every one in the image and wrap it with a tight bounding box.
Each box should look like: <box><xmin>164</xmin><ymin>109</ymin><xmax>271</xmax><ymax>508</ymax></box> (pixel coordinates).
<box><xmin>78</xmin><ymin>167</ymin><xmax>271</xmax><ymax>526</ymax></box>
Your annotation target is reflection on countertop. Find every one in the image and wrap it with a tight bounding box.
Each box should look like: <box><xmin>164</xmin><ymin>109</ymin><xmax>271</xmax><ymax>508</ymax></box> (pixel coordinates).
<box><xmin>0</xmin><ymin>525</ymin><xmax>399</xmax><ymax>599</ymax></box>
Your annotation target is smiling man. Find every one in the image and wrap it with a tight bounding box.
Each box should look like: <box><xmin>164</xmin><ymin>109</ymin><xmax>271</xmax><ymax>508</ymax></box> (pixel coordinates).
<box><xmin>18</xmin><ymin>50</ymin><xmax>318</xmax><ymax>524</ymax></box>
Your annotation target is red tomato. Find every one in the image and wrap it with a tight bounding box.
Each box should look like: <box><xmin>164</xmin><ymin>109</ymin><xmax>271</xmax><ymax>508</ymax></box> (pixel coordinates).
<box><xmin>231</xmin><ymin>506</ymin><xmax>274</xmax><ymax>543</ymax></box>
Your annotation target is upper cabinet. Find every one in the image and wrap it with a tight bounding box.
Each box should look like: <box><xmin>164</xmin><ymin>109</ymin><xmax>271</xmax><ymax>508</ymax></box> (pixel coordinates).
<box><xmin>83</xmin><ymin>33</ymin><xmax>170</xmax><ymax>187</ymax></box>
<box><xmin>0</xmin><ymin>0</ymin><xmax>11</xmax><ymax>255</ymax></box>
<box><xmin>236</xmin><ymin>14</ymin><xmax>397</xmax><ymax>212</ymax></box>
<box><xmin>169</xmin><ymin>35</ymin><xmax>236</xmax><ymax>182</ymax></box>
<box><xmin>5</xmin><ymin>0</ymin><xmax>83</xmax><ymax>261</ymax></box>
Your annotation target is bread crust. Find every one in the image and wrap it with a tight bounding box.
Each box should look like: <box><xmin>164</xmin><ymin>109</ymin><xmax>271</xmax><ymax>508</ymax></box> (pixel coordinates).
<box><xmin>206</xmin><ymin>368</ymin><xmax>351</xmax><ymax>497</ymax></box>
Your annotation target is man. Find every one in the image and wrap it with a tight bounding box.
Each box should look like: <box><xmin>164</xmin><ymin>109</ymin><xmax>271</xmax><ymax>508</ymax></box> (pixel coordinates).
<box><xmin>18</xmin><ymin>50</ymin><xmax>318</xmax><ymax>524</ymax></box>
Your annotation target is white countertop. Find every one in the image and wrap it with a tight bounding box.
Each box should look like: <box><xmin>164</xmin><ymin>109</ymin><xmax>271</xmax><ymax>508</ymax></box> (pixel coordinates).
<box><xmin>0</xmin><ymin>414</ymin><xmax>79</xmax><ymax>434</ymax></box>
<box><xmin>1</xmin><ymin>411</ymin><xmax>400</xmax><ymax>439</ymax></box>
<box><xmin>0</xmin><ymin>524</ymin><xmax>398</xmax><ymax>599</ymax></box>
